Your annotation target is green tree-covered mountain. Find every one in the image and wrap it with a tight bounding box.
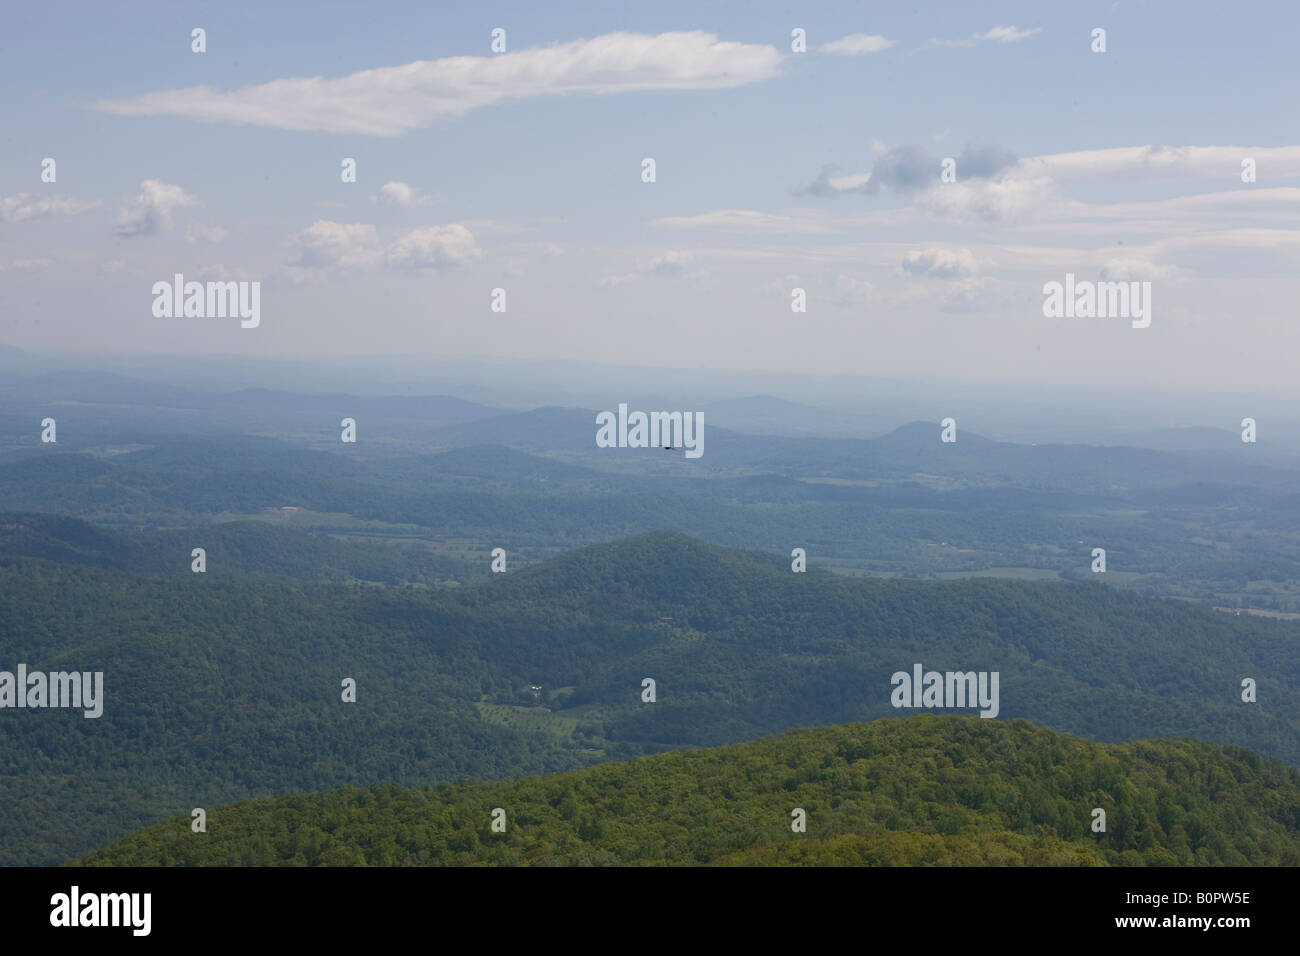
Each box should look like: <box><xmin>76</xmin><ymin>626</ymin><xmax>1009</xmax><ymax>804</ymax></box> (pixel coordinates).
<box><xmin>75</xmin><ymin>716</ymin><xmax>1300</xmax><ymax>866</ymax></box>
<box><xmin>3</xmin><ymin>531</ymin><xmax>1296</xmax><ymax>865</ymax></box>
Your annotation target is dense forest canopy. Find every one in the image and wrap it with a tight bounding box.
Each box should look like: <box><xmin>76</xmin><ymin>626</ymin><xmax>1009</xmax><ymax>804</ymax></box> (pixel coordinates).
<box><xmin>76</xmin><ymin>716</ymin><xmax>1300</xmax><ymax>867</ymax></box>
<box><xmin>3</xmin><ymin>529</ymin><xmax>1296</xmax><ymax>865</ymax></box>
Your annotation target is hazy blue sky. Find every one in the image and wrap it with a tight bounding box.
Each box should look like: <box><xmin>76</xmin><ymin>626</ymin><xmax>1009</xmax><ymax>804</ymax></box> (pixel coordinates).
<box><xmin>2</xmin><ymin>0</ymin><xmax>1298</xmax><ymax>391</ymax></box>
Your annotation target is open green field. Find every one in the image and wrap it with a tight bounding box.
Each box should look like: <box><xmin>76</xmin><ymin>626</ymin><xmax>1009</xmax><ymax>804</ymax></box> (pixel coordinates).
<box><xmin>933</xmin><ymin>567</ymin><xmax>1064</xmax><ymax>581</ymax></box>
<box><xmin>475</xmin><ymin>702</ymin><xmax>581</xmax><ymax>741</ymax></box>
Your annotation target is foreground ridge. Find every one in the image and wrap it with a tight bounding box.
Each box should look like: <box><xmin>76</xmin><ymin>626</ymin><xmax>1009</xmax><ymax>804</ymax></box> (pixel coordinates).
<box><xmin>76</xmin><ymin>715</ymin><xmax>1300</xmax><ymax>867</ymax></box>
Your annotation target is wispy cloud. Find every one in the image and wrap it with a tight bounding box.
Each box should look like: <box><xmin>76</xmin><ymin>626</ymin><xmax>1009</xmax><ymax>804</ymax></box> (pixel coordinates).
<box><xmin>902</xmin><ymin>248</ymin><xmax>979</xmax><ymax>278</ymax></box>
<box><xmin>652</xmin><ymin>209</ymin><xmax>834</xmax><ymax>234</ymax></box>
<box><xmin>284</xmin><ymin>220</ymin><xmax>482</xmax><ymax>275</ymax></box>
<box><xmin>822</xmin><ymin>34</ymin><xmax>894</xmax><ymax>55</ymax></box>
<box><xmin>794</xmin><ymin>145</ymin><xmax>1018</xmax><ymax>197</ymax></box>
<box><xmin>376</xmin><ymin>181</ymin><xmax>435</xmax><ymax>208</ymax></box>
<box><xmin>0</xmin><ymin>193</ymin><xmax>101</xmax><ymax>224</ymax></box>
<box><xmin>920</xmin><ymin>25</ymin><xmax>1041</xmax><ymax>51</ymax></box>
<box><xmin>1014</xmin><ymin>144</ymin><xmax>1300</xmax><ymax>183</ymax></box>
<box><xmin>93</xmin><ymin>32</ymin><xmax>784</xmax><ymax>137</ymax></box>
<box><xmin>597</xmin><ymin>248</ymin><xmax>709</xmax><ymax>286</ymax></box>
<box><xmin>788</xmin><ymin>142</ymin><xmax>1300</xmax><ymax>225</ymax></box>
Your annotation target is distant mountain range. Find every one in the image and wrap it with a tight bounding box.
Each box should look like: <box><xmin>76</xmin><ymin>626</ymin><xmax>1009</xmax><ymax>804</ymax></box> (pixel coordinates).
<box><xmin>5</xmin><ymin>360</ymin><xmax>1300</xmax><ymax>467</ymax></box>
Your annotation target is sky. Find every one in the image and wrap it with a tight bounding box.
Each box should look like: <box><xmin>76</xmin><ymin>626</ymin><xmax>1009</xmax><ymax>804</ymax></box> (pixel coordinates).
<box><xmin>2</xmin><ymin>0</ymin><xmax>1299</xmax><ymax>393</ymax></box>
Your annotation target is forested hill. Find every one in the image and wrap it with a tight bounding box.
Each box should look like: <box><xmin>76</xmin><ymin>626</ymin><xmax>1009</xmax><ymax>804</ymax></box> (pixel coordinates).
<box><xmin>0</xmin><ymin>513</ymin><xmax>477</xmax><ymax>586</ymax></box>
<box><xmin>3</xmin><ymin>530</ymin><xmax>1297</xmax><ymax>865</ymax></box>
<box><xmin>75</xmin><ymin>716</ymin><xmax>1300</xmax><ymax>866</ymax></box>
<box><xmin>8</xmin><ymin>430</ymin><xmax>1300</xmax><ymax>613</ymax></box>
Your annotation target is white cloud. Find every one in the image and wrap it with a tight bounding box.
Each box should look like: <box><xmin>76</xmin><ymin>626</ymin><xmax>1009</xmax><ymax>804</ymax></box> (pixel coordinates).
<box><xmin>982</xmin><ymin>26</ymin><xmax>1041</xmax><ymax>43</ymax></box>
<box><xmin>286</xmin><ymin>220</ymin><xmax>382</xmax><ymax>269</ymax></box>
<box><xmin>285</xmin><ymin>220</ymin><xmax>481</xmax><ymax>273</ymax></box>
<box><xmin>914</xmin><ymin>144</ymin><xmax>1300</xmax><ymax>224</ymax></box>
<box><xmin>823</xmin><ymin>34</ymin><xmax>894</xmax><ymax>55</ymax></box>
<box><xmin>902</xmin><ymin>247</ymin><xmax>979</xmax><ymax>278</ymax></box>
<box><xmin>114</xmin><ymin>180</ymin><xmax>198</xmax><ymax>237</ymax></box>
<box><xmin>185</xmin><ymin>223</ymin><xmax>228</xmax><ymax>244</ymax></box>
<box><xmin>919</xmin><ymin>176</ymin><xmax>1055</xmax><ymax>224</ymax></box>
<box><xmin>1015</xmin><ymin>144</ymin><xmax>1300</xmax><ymax>184</ymax></box>
<box><xmin>921</xmin><ymin>25</ymin><xmax>1041</xmax><ymax>50</ymax></box>
<box><xmin>0</xmin><ymin>193</ymin><xmax>101</xmax><ymax>223</ymax></box>
<box><xmin>385</xmin><ymin>224</ymin><xmax>482</xmax><ymax>270</ymax></box>
<box><xmin>376</xmin><ymin>181</ymin><xmax>434</xmax><ymax>208</ymax></box>
<box><xmin>816</xmin><ymin>141</ymin><xmax>1284</xmax><ymax>201</ymax></box>
<box><xmin>94</xmin><ymin>32</ymin><xmax>784</xmax><ymax>137</ymax></box>
<box><xmin>829</xmin><ymin>171</ymin><xmax>874</xmax><ymax>191</ymax></box>
<box><xmin>652</xmin><ymin>209</ymin><xmax>833</xmax><ymax>235</ymax></box>
<box><xmin>679</xmin><ymin>144</ymin><xmax>1300</xmax><ymax>245</ymax></box>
